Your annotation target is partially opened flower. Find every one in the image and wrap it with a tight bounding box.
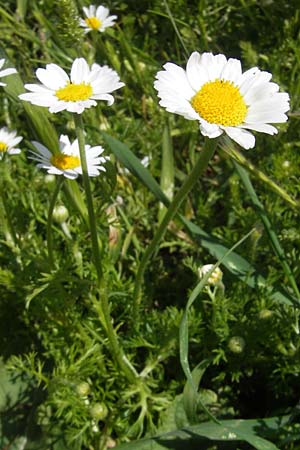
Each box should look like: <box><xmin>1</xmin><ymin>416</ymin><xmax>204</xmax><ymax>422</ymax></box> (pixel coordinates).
<box><xmin>0</xmin><ymin>128</ymin><xmax>22</xmax><ymax>160</ymax></box>
<box><xmin>0</xmin><ymin>58</ymin><xmax>17</xmax><ymax>86</ymax></box>
<box><xmin>29</xmin><ymin>134</ymin><xmax>109</xmax><ymax>179</ymax></box>
<box><xmin>19</xmin><ymin>58</ymin><xmax>124</xmax><ymax>114</ymax></box>
<box><xmin>154</xmin><ymin>52</ymin><xmax>290</xmax><ymax>149</ymax></box>
<box><xmin>80</xmin><ymin>5</ymin><xmax>117</xmax><ymax>33</ymax></box>
<box><xmin>198</xmin><ymin>264</ymin><xmax>223</xmax><ymax>287</ymax></box>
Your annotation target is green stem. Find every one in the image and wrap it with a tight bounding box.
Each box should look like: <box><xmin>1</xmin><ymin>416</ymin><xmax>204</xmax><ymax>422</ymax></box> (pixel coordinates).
<box><xmin>74</xmin><ymin>114</ymin><xmax>138</xmax><ymax>384</ymax></box>
<box><xmin>1</xmin><ymin>155</ymin><xmax>19</xmax><ymax>247</ymax></box>
<box><xmin>132</xmin><ymin>137</ymin><xmax>218</xmax><ymax>324</ymax></box>
<box><xmin>74</xmin><ymin>114</ymin><xmax>103</xmax><ymax>280</ymax></box>
<box><xmin>47</xmin><ymin>177</ymin><xmax>63</xmax><ymax>268</ymax></box>
<box><xmin>232</xmin><ymin>159</ymin><xmax>300</xmax><ymax>303</ymax></box>
<box><xmin>1</xmin><ymin>189</ymin><xmax>18</xmax><ymax>246</ymax></box>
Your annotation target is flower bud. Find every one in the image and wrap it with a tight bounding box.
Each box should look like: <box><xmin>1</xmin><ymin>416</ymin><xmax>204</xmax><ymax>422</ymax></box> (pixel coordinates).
<box><xmin>228</xmin><ymin>336</ymin><xmax>245</xmax><ymax>354</ymax></box>
<box><xmin>258</xmin><ymin>309</ymin><xmax>273</xmax><ymax>320</ymax></box>
<box><xmin>90</xmin><ymin>403</ymin><xmax>108</xmax><ymax>421</ymax></box>
<box><xmin>44</xmin><ymin>174</ymin><xmax>56</xmax><ymax>185</ymax></box>
<box><xmin>53</xmin><ymin>205</ymin><xmax>69</xmax><ymax>224</ymax></box>
<box><xmin>76</xmin><ymin>382</ymin><xmax>90</xmax><ymax>397</ymax></box>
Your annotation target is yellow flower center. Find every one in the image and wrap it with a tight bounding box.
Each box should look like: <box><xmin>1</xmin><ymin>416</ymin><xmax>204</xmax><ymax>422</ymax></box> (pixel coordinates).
<box><xmin>191</xmin><ymin>79</ymin><xmax>247</xmax><ymax>126</ymax></box>
<box><xmin>56</xmin><ymin>83</ymin><xmax>93</xmax><ymax>102</ymax></box>
<box><xmin>0</xmin><ymin>142</ymin><xmax>8</xmax><ymax>152</ymax></box>
<box><xmin>50</xmin><ymin>154</ymin><xmax>80</xmax><ymax>170</ymax></box>
<box><xmin>85</xmin><ymin>17</ymin><xmax>102</xmax><ymax>30</ymax></box>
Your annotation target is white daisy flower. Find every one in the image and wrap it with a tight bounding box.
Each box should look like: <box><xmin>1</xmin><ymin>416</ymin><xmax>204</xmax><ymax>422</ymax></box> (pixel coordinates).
<box><xmin>154</xmin><ymin>52</ymin><xmax>290</xmax><ymax>149</ymax></box>
<box><xmin>0</xmin><ymin>128</ymin><xmax>22</xmax><ymax>160</ymax></box>
<box><xmin>29</xmin><ymin>134</ymin><xmax>109</xmax><ymax>179</ymax></box>
<box><xmin>79</xmin><ymin>4</ymin><xmax>117</xmax><ymax>33</ymax></box>
<box><xmin>0</xmin><ymin>58</ymin><xmax>17</xmax><ymax>86</ymax></box>
<box><xmin>19</xmin><ymin>58</ymin><xmax>124</xmax><ymax>114</ymax></box>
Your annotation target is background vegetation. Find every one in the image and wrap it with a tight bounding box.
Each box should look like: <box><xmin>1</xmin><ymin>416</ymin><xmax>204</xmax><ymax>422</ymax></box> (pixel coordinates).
<box><xmin>1</xmin><ymin>0</ymin><xmax>300</xmax><ymax>449</ymax></box>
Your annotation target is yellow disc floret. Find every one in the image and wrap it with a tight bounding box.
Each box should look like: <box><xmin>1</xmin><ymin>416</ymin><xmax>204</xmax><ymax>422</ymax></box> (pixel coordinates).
<box><xmin>56</xmin><ymin>83</ymin><xmax>93</xmax><ymax>102</ymax></box>
<box><xmin>0</xmin><ymin>142</ymin><xmax>8</xmax><ymax>152</ymax></box>
<box><xmin>85</xmin><ymin>17</ymin><xmax>102</xmax><ymax>30</ymax></box>
<box><xmin>50</xmin><ymin>154</ymin><xmax>80</xmax><ymax>170</ymax></box>
<box><xmin>191</xmin><ymin>79</ymin><xmax>247</xmax><ymax>126</ymax></box>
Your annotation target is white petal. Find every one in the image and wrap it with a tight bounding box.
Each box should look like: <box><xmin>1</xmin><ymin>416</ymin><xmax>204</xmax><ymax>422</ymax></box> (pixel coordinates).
<box><xmin>9</xmin><ymin>136</ymin><xmax>23</xmax><ymax>147</ymax></box>
<box><xmin>65</xmin><ymin>99</ymin><xmax>96</xmax><ymax>113</ymax></box>
<box><xmin>19</xmin><ymin>92</ymin><xmax>56</xmax><ymax>107</ymax></box>
<box><xmin>91</xmin><ymin>93</ymin><xmax>114</xmax><ymax>105</ymax></box>
<box><xmin>8</xmin><ymin>148</ymin><xmax>21</xmax><ymax>155</ymax></box>
<box><xmin>0</xmin><ymin>68</ymin><xmax>17</xmax><ymax>78</ymax></box>
<box><xmin>246</xmin><ymin>110</ymin><xmax>288</xmax><ymax>124</ymax></box>
<box><xmin>23</xmin><ymin>84</ymin><xmax>54</xmax><ymax>94</ymax></box>
<box><xmin>199</xmin><ymin>120</ymin><xmax>223</xmax><ymax>138</ymax></box>
<box><xmin>90</xmin><ymin>65</ymin><xmax>124</xmax><ymax>94</ymax></box>
<box><xmin>225</xmin><ymin>127</ymin><xmax>255</xmax><ymax>149</ymax></box>
<box><xmin>186</xmin><ymin>52</ymin><xmax>210</xmax><ymax>91</ymax></box>
<box><xmin>241</xmin><ymin>123</ymin><xmax>278</xmax><ymax>134</ymax></box>
<box><xmin>71</xmin><ymin>58</ymin><xmax>90</xmax><ymax>84</ymax></box>
<box><xmin>31</xmin><ymin>141</ymin><xmax>52</xmax><ymax>158</ymax></box>
<box><xmin>220</xmin><ymin>58</ymin><xmax>242</xmax><ymax>84</ymax></box>
<box><xmin>247</xmin><ymin>93</ymin><xmax>290</xmax><ymax>114</ymax></box>
<box><xmin>49</xmin><ymin>102</ymin><xmax>68</xmax><ymax>113</ymax></box>
<box><xmin>240</xmin><ymin>70</ymin><xmax>272</xmax><ymax>98</ymax></box>
<box><xmin>96</xmin><ymin>5</ymin><xmax>109</xmax><ymax>19</ymax></box>
<box><xmin>0</xmin><ymin>59</ymin><xmax>4</xmax><ymax>70</ymax></box>
<box><xmin>36</xmin><ymin>64</ymin><xmax>69</xmax><ymax>90</ymax></box>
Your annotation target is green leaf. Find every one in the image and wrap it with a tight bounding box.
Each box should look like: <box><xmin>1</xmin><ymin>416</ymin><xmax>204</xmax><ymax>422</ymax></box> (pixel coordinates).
<box><xmin>182</xmin><ymin>359</ymin><xmax>211</xmax><ymax>423</ymax></box>
<box><xmin>114</xmin><ymin>415</ymin><xmax>290</xmax><ymax>450</ymax></box>
<box><xmin>102</xmin><ymin>132</ymin><xmax>295</xmax><ymax>306</ymax></box>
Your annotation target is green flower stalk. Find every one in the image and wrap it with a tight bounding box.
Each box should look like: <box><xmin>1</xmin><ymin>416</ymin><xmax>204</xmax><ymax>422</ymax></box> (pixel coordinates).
<box><xmin>133</xmin><ymin>137</ymin><xmax>218</xmax><ymax>324</ymax></box>
<box><xmin>74</xmin><ymin>114</ymin><xmax>138</xmax><ymax>384</ymax></box>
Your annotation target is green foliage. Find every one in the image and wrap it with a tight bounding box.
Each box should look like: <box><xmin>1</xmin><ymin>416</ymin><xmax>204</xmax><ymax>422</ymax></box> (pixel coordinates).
<box><xmin>0</xmin><ymin>0</ymin><xmax>300</xmax><ymax>449</ymax></box>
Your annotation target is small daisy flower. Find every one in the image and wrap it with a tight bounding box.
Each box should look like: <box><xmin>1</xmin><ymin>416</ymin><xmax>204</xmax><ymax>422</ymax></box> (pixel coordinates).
<box><xmin>198</xmin><ymin>264</ymin><xmax>223</xmax><ymax>286</ymax></box>
<box><xmin>80</xmin><ymin>5</ymin><xmax>117</xmax><ymax>33</ymax></box>
<box><xmin>0</xmin><ymin>58</ymin><xmax>17</xmax><ymax>86</ymax></box>
<box><xmin>19</xmin><ymin>58</ymin><xmax>124</xmax><ymax>114</ymax></box>
<box><xmin>0</xmin><ymin>128</ymin><xmax>22</xmax><ymax>160</ymax></box>
<box><xmin>154</xmin><ymin>52</ymin><xmax>290</xmax><ymax>149</ymax></box>
<box><xmin>29</xmin><ymin>134</ymin><xmax>109</xmax><ymax>179</ymax></box>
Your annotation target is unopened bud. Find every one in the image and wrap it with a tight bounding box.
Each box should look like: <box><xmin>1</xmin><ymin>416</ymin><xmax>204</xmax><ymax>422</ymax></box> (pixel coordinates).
<box><xmin>44</xmin><ymin>174</ymin><xmax>56</xmax><ymax>185</ymax></box>
<box><xmin>228</xmin><ymin>336</ymin><xmax>245</xmax><ymax>354</ymax></box>
<box><xmin>76</xmin><ymin>382</ymin><xmax>90</xmax><ymax>397</ymax></box>
<box><xmin>53</xmin><ymin>205</ymin><xmax>69</xmax><ymax>224</ymax></box>
<box><xmin>90</xmin><ymin>403</ymin><xmax>108</xmax><ymax>421</ymax></box>
<box><xmin>258</xmin><ymin>309</ymin><xmax>273</xmax><ymax>320</ymax></box>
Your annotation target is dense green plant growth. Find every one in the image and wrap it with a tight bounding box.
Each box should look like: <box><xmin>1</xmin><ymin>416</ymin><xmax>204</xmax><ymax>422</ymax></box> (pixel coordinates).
<box><xmin>1</xmin><ymin>1</ymin><xmax>300</xmax><ymax>449</ymax></box>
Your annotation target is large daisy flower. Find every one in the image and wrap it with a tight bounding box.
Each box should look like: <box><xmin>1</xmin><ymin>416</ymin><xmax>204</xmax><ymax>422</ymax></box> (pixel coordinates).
<box><xmin>19</xmin><ymin>58</ymin><xmax>124</xmax><ymax>114</ymax></box>
<box><xmin>79</xmin><ymin>5</ymin><xmax>117</xmax><ymax>33</ymax></box>
<box><xmin>0</xmin><ymin>128</ymin><xmax>22</xmax><ymax>160</ymax></box>
<box><xmin>29</xmin><ymin>134</ymin><xmax>109</xmax><ymax>179</ymax></box>
<box><xmin>0</xmin><ymin>58</ymin><xmax>17</xmax><ymax>86</ymax></box>
<box><xmin>154</xmin><ymin>52</ymin><xmax>290</xmax><ymax>149</ymax></box>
